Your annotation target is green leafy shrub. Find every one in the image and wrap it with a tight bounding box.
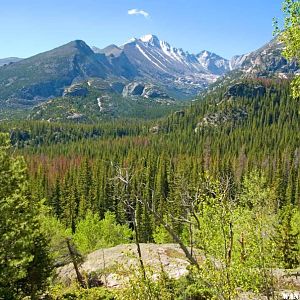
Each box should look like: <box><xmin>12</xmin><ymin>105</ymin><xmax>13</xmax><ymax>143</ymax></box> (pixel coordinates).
<box><xmin>49</xmin><ymin>284</ymin><xmax>115</xmax><ymax>300</ymax></box>
<box><xmin>73</xmin><ymin>211</ymin><xmax>132</xmax><ymax>254</ymax></box>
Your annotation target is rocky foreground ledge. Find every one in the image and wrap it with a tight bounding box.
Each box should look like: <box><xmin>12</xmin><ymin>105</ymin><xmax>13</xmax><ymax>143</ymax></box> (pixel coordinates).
<box><xmin>57</xmin><ymin>243</ymin><xmax>300</xmax><ymax>299</ymax></box>
<box><xmin>57</xmin><ymin>243</ymin><xmax>193</xmax><ymax>288</ymax></box>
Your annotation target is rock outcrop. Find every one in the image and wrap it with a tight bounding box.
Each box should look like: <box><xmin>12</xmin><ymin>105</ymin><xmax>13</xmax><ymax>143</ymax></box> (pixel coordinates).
<box><xmin>122</xmin><ymin>82</ymin><xmax>171</xmax><ymax>100</ymax></box>
<box><xmin>122</xmin><ymin>82</ymin><xmax>145</xmax><ymax>97</ymax></box>
<box><xmin>63</xmin><ymin>85</ymin><xmax>88</xmax><ymax>97</ymax></box>
<box><xmin>57</xmin><ymin>243</ymin><xmax>199</xmax><ymax>288</ymax></box>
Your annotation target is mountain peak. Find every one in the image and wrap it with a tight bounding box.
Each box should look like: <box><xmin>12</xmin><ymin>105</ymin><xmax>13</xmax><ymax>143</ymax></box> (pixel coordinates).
<box><xmin>39</xmin><ymin>40</ymin><xmax>95</xmax><ymax>58</ymax></box>
<box><xmin>140</xmin><ymin>34</ymin><xmax>159</xmax><ymax>43</ymax></box>
<box><xmin>197</xmin><ymin>50</ymin><xmax>225</xmax><ymax>60</ymax></box>
<box><xmin>123</xmin><ymin>34</ymin><xmax>161</xmax><ymax>48</ymax></box>
<box><xmin>198</xmin><ymin>50</ymin><xmax>210</xmax><ymax>58</ymax></box>
<box><xmin>67</xmin><ymin>40</ymin><xmax>94</xmax><ymax>53</ymax></box>
<box><xmin>123</xmin><ymin>37</ymin><xmax>138</xmax><ymax>45</ymax></box>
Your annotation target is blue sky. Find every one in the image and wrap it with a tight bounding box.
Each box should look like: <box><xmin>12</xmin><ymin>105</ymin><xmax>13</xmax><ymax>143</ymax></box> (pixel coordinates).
<box><xmin>1</xmin><ymin>0</ymin><xmax>283</xmax><ymax>59</ymax></box>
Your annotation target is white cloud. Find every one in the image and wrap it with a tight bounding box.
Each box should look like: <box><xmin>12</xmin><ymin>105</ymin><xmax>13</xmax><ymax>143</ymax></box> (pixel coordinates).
<box><xmin>128</xmin><ymin>9</ymin><xmax>150</xmax><ymax>18</ymax></box>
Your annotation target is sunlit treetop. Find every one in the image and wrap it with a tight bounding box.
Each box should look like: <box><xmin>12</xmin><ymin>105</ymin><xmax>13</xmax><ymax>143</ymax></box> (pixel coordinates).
<box><xmin>275</xmin><ymin>0</ymin><xmax>300</xmax><ymax>98</ymax></box>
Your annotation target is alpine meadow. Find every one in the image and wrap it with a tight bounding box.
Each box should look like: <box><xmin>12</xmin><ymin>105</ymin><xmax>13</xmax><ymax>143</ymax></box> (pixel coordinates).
<box><xmin>0</xmin><ymin>0</ymin><xmax>300</xmax><ymax>299</ymax></box>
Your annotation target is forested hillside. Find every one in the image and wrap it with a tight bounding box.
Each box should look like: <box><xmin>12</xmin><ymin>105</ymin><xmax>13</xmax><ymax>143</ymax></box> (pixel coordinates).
<box><xmin>8</xmin><ymin>78</ymin><xmax>298</xmax><ymax>226</ymax></box>
<box><xmin>2</xmin><ymin>75</ymin><xmax>300</xmax><ymax>299</ymax></box>
<box><xmin>1</xmin><ymin>0</ymin><xmax>300</xmax><ymax>299</ymax></box>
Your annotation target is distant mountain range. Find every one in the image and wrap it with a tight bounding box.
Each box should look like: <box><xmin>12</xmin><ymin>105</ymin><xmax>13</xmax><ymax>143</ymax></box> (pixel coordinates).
<box><xmin>0</xmin><ymin>34</ymin><xmax>298</xmax><ymax>109</ymax></box>
<box><xmin>92</xmin><ymin>34</ymin><xmax>227</xmax><ymax>96</ymax></box>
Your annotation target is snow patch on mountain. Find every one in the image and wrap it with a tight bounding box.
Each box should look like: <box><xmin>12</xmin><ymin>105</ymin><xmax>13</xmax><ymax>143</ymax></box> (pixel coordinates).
<box><xmin>141</xmin><ymin>34</ymin><xmax>156</xmax><ymax>43</ymax></box>
<box><xmin>97</xmin><ymin>97</ymin><xmax>104</xmax><ymax>112</ymax></box>
<box><xmin>136</xmin><ymin>44</ymin><xmax>167</xmax><ymax>72</ymax></box>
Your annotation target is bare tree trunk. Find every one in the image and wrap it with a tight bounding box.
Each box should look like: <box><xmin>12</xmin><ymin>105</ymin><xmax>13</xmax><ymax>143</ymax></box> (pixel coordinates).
<box><xmin>66</xmin><ymin>239</ymin><xmax>86</xmax><ymax>288</ymax></box>
<box><xmin>225</xmin><ymin>220</ymin><xmax>234</xmax><ymax>300</ymax></box>
<box><xmin>133</xmin><ymin>209</ymin><xmax>146</xmax><ymax>280</ymax></box>
<box><xmin>228</xmin><ymin>221</ymin><xmax>233</xmax><ymax>266</ymax></box>
<box><xmin>189</xmin><ymin>222</ymin><xmax>193</xmax><ymax>257</ymax></box>
<box><xmin>102</xmin><ymin>249</ymin><xmax>108</xmax><ymax>287</ymax></box>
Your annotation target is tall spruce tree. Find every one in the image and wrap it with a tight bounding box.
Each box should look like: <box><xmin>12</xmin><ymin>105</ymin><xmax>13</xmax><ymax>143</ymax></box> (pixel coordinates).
<box><xmin>274</xmin><ymin>204</ymin><xmax>299</xmax><ymax>269</ymax></box>
<box><xmin>0</xmin><ymin>133</ymin><xmax>52</xmax><ymax>299</ymax></box>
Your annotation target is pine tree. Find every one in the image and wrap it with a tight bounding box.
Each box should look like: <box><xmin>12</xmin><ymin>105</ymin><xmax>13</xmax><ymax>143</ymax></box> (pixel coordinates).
<box><xmin>274</xmin><ymin>204</ymin><xmax>299</xmax><ymax>269</ymax></box>
<box><xmin>78</xmin><ymin>158</ymin><xmax>92</xmax><ymax>219</ymax></box>
<box><xmin>0</xmin><ymin>133</ymin><xmax>52</xmax><ymax>299</ymax></box>
<box><xmin>154</xmin><ymin>157</ymin><xmax>169</xmax><ymax>219</ymax></box>
<box><xmin>51</xmin><ymin>176</ymin><xmax>62</xmax><ymax>218</ymax></box>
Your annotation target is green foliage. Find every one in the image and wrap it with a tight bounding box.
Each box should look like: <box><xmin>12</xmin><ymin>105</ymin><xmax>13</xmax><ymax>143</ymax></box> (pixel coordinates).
<box><xmin>291</xmin><ymin>209</ymin><xmax>300</xmax><ymax>250</ymax></box>
<box><xmin>280</xmin><ymin>0</ymin><xmax>300</xmax><ymax>62</ymax></box>
<box><xmin>177</xmin><ymin>172</ymin><xmax>279</xmax><ymax>299</ymax></box>
<box><xmin>239</xmin><ymin>170</ymin><xmax>277</xmax><ymax>210</ymax></box>
<box><xmin>27</xmin><ymin>87</ymin><xmax>182</xmax><ymax>122</ymax></box>
<box><xmin>49</xmin><ymin>284</ymin><xmax>115</xmax><ymax>300</ymax></box>
<box><xmin>116</xmin><ymin>264</ymin><xmax>175</xmax><ymax>300</ymax></box>
<box><xmin>40</xmin><ymin>213</ymin><xmax>71</xmax><ymax>261</ymax></box>
<box><xmin>153</xmin><ymin>224</ymin><xmax>173</xmax><ymax>244</ymax></box>
<box><xmin>1</xmin><ymin>119</ymin><xmax>149</xmax><ymax>148</ymax></box>
<box><xmin>273</xmin><ymin>204</ymin><xmax>300</xmax><ymax>269</ymax></box>
<box><xmin>73</xmin><ymin>211</ymin><xmax>133</xmax><ymax>254</ymax></box>
<box><xmin>0</xmin><ymin>133</ymin><xmax>52</xmax><ymax>299</ymax></box>
<box><xmin>291</xmin><ymin>75</ymin><xmax>300</xmax><ymax>99</ymax></box>
<box><xmin>275</xmin><ymin>0</ymin><xmax>300</xmax><ymax>98</ymax></box>
<box><xmin>1</xmin><ymin>79</ymin><xmax>300</xmax><ymax>298</ymax></box>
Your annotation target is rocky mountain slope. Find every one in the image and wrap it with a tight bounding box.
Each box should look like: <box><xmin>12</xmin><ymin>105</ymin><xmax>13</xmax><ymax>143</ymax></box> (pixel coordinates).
<box><xmin>94</xmin><ymin>34</ymin><xmax>227</xmax><ymax>98</ymax></box>
<box><xmin>27</xmin><ymin>80</ymin><xmax>180</xmax><ymax>122</ymax></box>
<box><xmin>0</xmin><ymin>40</ymin><xmax>111</xmax><ymax>107</ymax></box>
<box><xmin>0</xmin><ymin>35</ymin><xmax>298</xmax><ymax>114</ymax></box>
<box><xmin>197</xmin><ymin>50</ymin><xmax>230</xmax><ymax>75</ymax></box>
<box><xmin>0</xmin><ymin>57</ymin><xmax>23</xmax><ymax>66</ymax></box>
<box><xmin>229</xmin><ymin>38</ymin><xmax>298</xmax><ymax>76</ymax></box>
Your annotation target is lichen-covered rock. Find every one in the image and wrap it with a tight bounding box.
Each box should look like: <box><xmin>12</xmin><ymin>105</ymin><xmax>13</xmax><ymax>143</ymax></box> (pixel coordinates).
<box><xmin>57</xmin><ymin>243</ymin><xmax>200</xmax><ymax>288</ymax></box>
